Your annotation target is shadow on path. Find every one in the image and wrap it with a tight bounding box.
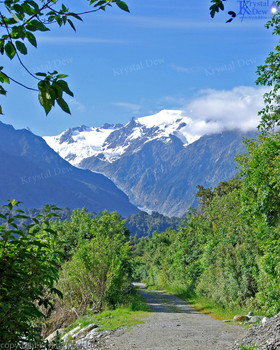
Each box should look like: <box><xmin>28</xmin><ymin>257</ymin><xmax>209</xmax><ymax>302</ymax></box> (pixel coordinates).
<box><xmin>134</xmin><ymin>283</ymin><xmax>200</xmax><ymax>314</ymax></box>
<box><xmin>106</xmin><ymin>283</ymin><xmax>248</xmax><ymax>350</ymax></box>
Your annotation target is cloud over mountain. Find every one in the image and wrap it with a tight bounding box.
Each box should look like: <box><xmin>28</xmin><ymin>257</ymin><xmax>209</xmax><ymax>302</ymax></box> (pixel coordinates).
<box><xmin>181</xmin><ymin>86</ymin><xmax>268</xmax><ymax>139</ymax></box>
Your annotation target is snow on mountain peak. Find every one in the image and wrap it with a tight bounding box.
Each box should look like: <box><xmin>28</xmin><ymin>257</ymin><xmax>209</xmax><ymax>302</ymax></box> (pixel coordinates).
<box><xmin>44</xmin><ymin>125</ymin><xmax>118</xmax><ymax>166</ymax></box>
<box><xmin>136</xmin><ymin>109</ymin><xmax>201</xmax><ymax>145</ymax></box>
<box><xmin>43</xmin><ymin>110</ymin><xmax>202</xmax><ymax>167</ymax></box>
<box><xmin>137</xmin><ymin>110</ymin><xmax>187</xmax><ymax>128</ymax></box>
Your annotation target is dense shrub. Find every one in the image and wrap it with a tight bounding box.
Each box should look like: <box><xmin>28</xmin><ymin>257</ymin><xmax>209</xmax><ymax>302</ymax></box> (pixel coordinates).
<box><xmin>54</xmin><ymin>211</ymin><xmax>133</xmax><ymax>318</ymax></box>
<box><xmin>0</xmin><ymin>201</ymin><xmax>62</xmax><ymax>346</ymax></box>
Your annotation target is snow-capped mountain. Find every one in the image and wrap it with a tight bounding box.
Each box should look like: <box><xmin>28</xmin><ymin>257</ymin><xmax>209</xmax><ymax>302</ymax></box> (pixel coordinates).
<box><xmin>44</xmin><ymin>110</ymin><xmax>201</xmax><ymax>167</ymax></box>
<box><xmin>44</xmin><ymin>110</ymin><xmax>255</xmax><ymax>217</ymax></box>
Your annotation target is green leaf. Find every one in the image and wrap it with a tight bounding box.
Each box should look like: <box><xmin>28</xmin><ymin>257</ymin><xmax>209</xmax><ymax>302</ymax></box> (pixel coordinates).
<box><xmin>14</xmin><ymin>215</ymin><xmax>29</xmax><ymax>219</ymax></box>
<box><xmin>52</xmin><ymin>84</ymin><xmax>63</xmax><ymax>98</ymax></box>
<box><xmin>38</xmin><ymin>89</ymin><xmax>52</xmax><ymax>115</ymax></box>
<box><xmin>115</xmin><ymin>1</ymin><xmax>130</xmax><ymax>12</ymax></box>
<box><xmin>27</xmin><ymin>0</ymin><xmax>40</xmax><ymax>12</ymax></box>
<box><xmin>68</xmin><ymin>12</ymin><xmax>83</xmax><ymax>21</ymax></box>
<box><xmin>0</xmin><ymin>85</ymin><xmax>7</xmax><ymax>95</ymax></box>
<box><xmin>4</xmin><ymin>42</ymin><xmax>16</xmax><ymax>60</ymax></box>
<box><xmin>13</xmin><ymin>4</ymin><xmax>25</xmax><ymax>18</ymax></box>
<box><xmin>56</xmin><ymin>74</ymin><xmax>68</xmax><ymax>79</ymax></box>
<box><xmin>14</xmin><ymin>209</ymin><xmax>25</xmax><ymax>213</ymax></box>
<box><xmin>3</xmin><ymin>17</ymin><xmax>17</xmax><ymax>25</ymax></box>
<box><xmin>0</xmin><ymin>105</ymin><xmax>3</xmax><ymax>115</ymax></box>
<box><xmin>32</xmin><ymin>218</ymin><xmax>40</xmax><ymax>225</ymax></box>
<box><xmin>0</xmin><ymin>72</ymin><xmax>10</xmax><ymax>84</ymax></box>
<box><xmin>27</xmin><ymin>20</ymin><xmax>50</xmax><ymax>32</ymax></box>
<box><xmin>93</xmin><ymin>0</ymin><xmax>107</xmax><ymax>7</ymax></box>
<box><xmin>67</xmin><ymin>19</ymin><xmax>76</xmax><ymax>32</ymax></box>
<box><xmin>15</xmin><ymin>41</ymin><xmax>27</xmax><ymax>55</ymax></box>
<box><xmin>35</xmin><ymin>72</ymin><xmax>47</xmax><ymax>77</ymax></box>
<box><xmin>26</xmin><ymin>31</ymin><xmax>37</xmax><ymax>47</ymax></box>
<box><xmin>218</xmin><ymin>2</ymin><xmax>224</xmax><ymax>10</ymax></box>
<box><xmin>56</xmin><ymin>80</ymin><xmax>74</xmax><ymax>97</ymax></box>
<box><xmin>57</xmin><ymin>97</ymin><xmax>71</xmax><ymax>114</ymax></box>
<box><xmin>25</xmin><ymin>24</ymin><xmax>37</xmax><ymax>32</ymax></box>
<box><xmin>11</xmin><ymin>26</ymin><xmax>25</xmax><ymax>39</ymax></box>
<box><xmin>62</xmin><ymin>4</ymin><xmax>68</xmax><ymax>12</ymax></box>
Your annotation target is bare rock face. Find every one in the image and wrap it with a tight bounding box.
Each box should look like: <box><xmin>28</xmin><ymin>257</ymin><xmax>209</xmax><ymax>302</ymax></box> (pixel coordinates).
<box><xmin>234</xmin><ymin>313</ymin><xmax>280</xmax><ymax>350</ymax></box>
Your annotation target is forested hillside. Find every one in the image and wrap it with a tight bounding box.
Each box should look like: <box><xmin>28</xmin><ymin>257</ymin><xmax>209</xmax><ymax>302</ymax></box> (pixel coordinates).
<box><xmin>0</xmin><ymin>206</ymin><xmax>182</xmax><ymax>238</ymax></box>
<box><xmin>125</xmin><ymin>211</ymin><xmax>183</xmax><ymax>237</ymax></box>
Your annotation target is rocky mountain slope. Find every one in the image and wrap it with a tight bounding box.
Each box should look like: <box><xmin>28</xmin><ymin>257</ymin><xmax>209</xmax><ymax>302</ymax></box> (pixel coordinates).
<box><xmin>0</xmin><ymin>122</ymin><xmax>138</xmax><ymax>216</ymax></box>
<box><xmin>44</xmin><ymin>110</ymin><xmax>256</xmax><ymax>217</ymax></box>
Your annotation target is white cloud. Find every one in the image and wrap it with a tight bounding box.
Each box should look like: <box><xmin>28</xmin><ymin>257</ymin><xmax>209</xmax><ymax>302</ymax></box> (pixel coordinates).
<box><xmin>69</xmin><ymin>98</ymin><xmax>86</xmax><ymax>112</ymax></box>
<box><xmin>181</xmin><ymin>86</ymin><xmax>269</xmax><ymax>139</ymax></box>
<box><xmin>113</xmin><ymin>102</ymin><xmax>141</xmax><ymax>114</ymax></box>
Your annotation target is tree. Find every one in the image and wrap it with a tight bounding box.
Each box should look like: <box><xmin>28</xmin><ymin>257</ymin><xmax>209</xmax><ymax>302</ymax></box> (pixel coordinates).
<box><xmin>255</xmin><ymin>5</ymin><xmax>280</xmax><ymax>132</ymax></box>
<box><xmin>0</xmin><ymin>0</ymin><xmax>129</xmax><ymax>115</ymax></box>
<box><xmin>237</xmin><ymin>132</ymin><xmax>280</xmax><ymax>226</ymax></box>
<box><xmin>0</xmin><ymin>200</ymin><xmax>62</xmax><ymax>346</ymax></box>
<box><xmin>56</xmin><ymin>211</ymin><xmax>132</xmax><ymax>315</ymax></box>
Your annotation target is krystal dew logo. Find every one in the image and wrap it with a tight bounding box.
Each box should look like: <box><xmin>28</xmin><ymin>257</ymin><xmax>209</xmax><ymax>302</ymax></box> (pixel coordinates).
<box><xmin>237</xmin><ymin>0</ymin><xmax>280</xmax><ymax>20</ymax></box>
<box><xmin>21</xmin><ymin>167</ymin><xmax>72</xmax><ymax>185</ymax></box>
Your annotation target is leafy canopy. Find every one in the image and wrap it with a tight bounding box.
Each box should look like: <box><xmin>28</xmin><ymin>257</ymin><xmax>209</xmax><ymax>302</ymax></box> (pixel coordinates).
<box><xmin>0</xmin><ymin>0</ymin><xmax>129</xmax><ymax>115</ymax></box>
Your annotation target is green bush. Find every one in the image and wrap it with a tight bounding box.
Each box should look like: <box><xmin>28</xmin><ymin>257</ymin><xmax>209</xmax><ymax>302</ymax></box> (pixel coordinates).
<box><xmin>55</xmin><ymin>211</ymin><xmax>133</xmax><ymax>317</ymax></box>
<box><xmin>0</xmin><ymin>201</ymin><xmax>62</xmax><ymax>346</ymax></box>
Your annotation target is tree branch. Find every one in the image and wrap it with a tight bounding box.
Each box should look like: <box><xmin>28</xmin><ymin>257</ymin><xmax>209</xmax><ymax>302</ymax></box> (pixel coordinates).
<box><xmin>7</xmin><ymin>75</ymin><xmax>38</xmax><ymax>91</ymax></box>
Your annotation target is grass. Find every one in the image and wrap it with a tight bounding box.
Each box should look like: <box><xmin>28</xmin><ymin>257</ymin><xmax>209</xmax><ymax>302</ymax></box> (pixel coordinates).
<box><xmin>147</xmin><ymin>283</ymin><xmax>261</xmax><ymax>325</ymax></box>
<box><xmin>63</xmin><ymin>289</ymin><xmax>151</xmax><ymax>335</ymax></box>
<box><xmin>77</xmin><ymin>307</ymin><xmax>148</xmax><ymax>331</ymax></box>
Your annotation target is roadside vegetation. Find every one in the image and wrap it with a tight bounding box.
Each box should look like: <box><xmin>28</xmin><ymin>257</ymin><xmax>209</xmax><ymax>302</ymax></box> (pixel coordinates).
<box><xmin>133</xmin><ymin>133</ymin><xmax>280</xmax><ymax>319</ymax></box>
<box><xmin>0</xmin><ymin>206</ymin><xmax>148</xmax><ymax>348</ymax></box>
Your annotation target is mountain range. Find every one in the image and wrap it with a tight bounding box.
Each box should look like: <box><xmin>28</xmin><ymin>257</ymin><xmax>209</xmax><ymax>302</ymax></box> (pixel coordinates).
<box><xmin>0</xmin><ymin>121</ymin><xmax>138</xmax><ymax>216</ymax></box>
<box><xmin>44</xmin><ymin>110</ymin><xmax>255</xmax><ymax>217</ymax></box>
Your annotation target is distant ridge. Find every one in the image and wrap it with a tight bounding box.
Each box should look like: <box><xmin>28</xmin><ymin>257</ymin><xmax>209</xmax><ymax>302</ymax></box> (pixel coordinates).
<box><xmin>0</xmin><ymin>121</ymin><xmax>139</xmax><ymax>216</ymax></box>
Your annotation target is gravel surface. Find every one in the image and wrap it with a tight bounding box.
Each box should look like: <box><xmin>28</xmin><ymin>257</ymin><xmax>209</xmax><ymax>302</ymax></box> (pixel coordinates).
<box><xmin>104</xmin><ymin>284</ymin><xmax>247</xmax><ymax>350</ymax></box>
<box><xmin>233</xmin><ymin>313</ymin><xmax>280</xmax><ymax>350</ymax></box>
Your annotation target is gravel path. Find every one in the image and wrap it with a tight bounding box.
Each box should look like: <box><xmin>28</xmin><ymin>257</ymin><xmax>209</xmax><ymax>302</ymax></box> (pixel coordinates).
<box><xmin>104</xmin><ymin>283</ymin><xmax>247</xmax><ymax>350</ymax></box>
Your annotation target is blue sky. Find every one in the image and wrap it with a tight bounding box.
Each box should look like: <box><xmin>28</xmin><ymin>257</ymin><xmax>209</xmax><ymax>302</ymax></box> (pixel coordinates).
<box><xmin>1</xmin><ymin>0</ymin><xmax>278</xmax><ymax>136</ymax></box>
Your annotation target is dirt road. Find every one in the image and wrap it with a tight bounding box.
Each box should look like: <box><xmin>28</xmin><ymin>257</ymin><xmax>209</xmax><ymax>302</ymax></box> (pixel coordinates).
<box><xmin>105</xmin><ymin>283</ymin><xmax>247</xmax><ymax>350</ymax></box>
